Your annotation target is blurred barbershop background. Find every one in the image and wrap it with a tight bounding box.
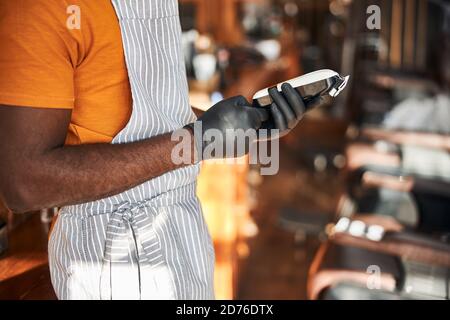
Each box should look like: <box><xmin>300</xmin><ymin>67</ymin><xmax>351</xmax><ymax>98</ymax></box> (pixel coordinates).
<box><xmin>1</xmin><ymin>0</ymin><xmax>449</xmax><ymax>300</ymax></box>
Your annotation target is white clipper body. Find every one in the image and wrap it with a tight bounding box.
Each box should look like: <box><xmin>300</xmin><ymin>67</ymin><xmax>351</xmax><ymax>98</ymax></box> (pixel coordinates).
<box><xmin>253</xmin><ymin>69</ymin><xmax>350</xmax><ymax>108</ymax></box>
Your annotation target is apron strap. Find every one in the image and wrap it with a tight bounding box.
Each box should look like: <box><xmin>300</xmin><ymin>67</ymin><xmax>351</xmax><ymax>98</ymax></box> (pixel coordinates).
<box><xmin>100</xmin><ymin>201</ymin><xmax>171</xmax><ymax>300</ymax></box>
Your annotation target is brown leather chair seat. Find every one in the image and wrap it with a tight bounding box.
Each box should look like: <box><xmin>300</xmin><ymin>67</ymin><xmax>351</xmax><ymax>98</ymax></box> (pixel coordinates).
<box><xmin>308</xmin><ymin>238</ymin><xmax>450</xmax><ymax>300</ymax></box>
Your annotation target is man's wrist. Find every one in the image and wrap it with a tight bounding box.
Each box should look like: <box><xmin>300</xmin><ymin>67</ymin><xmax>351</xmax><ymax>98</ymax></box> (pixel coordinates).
<box><xmin>182</xmin><ymin>123</ymin><xmax>201</xmax><ymax>164</ymax></box>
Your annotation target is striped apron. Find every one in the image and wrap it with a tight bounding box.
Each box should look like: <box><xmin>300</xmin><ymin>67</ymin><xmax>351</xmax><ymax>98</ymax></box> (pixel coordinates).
<box><xmin>48</xmin><ymin>0</ymin><xmax>215</xmax><ymax>300</ymax></box>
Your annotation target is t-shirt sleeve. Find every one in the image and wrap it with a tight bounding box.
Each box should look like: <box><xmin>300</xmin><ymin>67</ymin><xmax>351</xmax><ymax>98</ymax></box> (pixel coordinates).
<box><xmin>0</xmin><ymin>0</ymin><xmax>78</xmax><ymax>109</ymax></box>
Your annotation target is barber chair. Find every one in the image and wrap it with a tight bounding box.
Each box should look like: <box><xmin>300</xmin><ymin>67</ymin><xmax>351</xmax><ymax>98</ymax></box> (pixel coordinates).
<box><xmin>308</xmin><ymin>127</ymin><xmax>450</xmax><ymax>300</ymax></box>
<box><xmin>346</xmin><ymin>168</ymin><xmax>450</xmax><ymax>234</ymax></box>
<box><xmin>309</xmin><ymin>242</ymin><xmax>450</xmax><ymax>300</ymax></box>
<box><xmin>344</xmin><ymin>126</ymin><xmax>450</xmax><ymax>234</ymax></box>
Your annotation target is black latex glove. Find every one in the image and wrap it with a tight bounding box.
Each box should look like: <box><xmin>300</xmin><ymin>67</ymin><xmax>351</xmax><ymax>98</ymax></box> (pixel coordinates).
<box><xmin>259</xmin><ymin>83</ymin><xmax>306</xmax><ymax>140</ymax></box>
<box><xmin>186</xmin><ymin>95</ymin><xmax>269</xmax><ymax>160</ymax></box>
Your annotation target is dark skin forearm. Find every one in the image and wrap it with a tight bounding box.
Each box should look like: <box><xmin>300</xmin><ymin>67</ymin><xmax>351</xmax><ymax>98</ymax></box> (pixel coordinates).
<box><xmin>0</xmin><ymin>105</ymin><xmax>195</xmax><ymax>213</ymax></box>
<box><xmin>22</xmin><ymin>134</ymin><xmax>189</xmax><ymax>208</ymax></box>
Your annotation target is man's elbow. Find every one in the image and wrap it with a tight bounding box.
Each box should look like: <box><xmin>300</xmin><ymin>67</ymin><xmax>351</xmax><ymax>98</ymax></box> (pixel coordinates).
<box><xmin>0</xmin><ymin>171</ymin><xmax>39</xmax><ymax>214</ymax></box>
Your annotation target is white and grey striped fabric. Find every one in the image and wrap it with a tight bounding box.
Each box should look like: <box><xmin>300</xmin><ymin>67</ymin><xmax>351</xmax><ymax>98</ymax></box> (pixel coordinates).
<box><xmin>48</xmin><ymin>0</ymin><xmax>215</xmax><ymax>300</ymax></box>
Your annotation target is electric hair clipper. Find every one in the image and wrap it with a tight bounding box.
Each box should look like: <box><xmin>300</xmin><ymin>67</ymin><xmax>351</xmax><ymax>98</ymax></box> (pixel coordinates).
<box><xmin>252</xmin><ymin>69</ymin><xmax>350</xmax><ymax>111</ymax></box>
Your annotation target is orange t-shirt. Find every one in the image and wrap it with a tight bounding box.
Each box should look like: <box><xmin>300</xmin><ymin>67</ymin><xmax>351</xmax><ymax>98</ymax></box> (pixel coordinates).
<box><xmin>0</xmin><ymin>0</ymin><xmax>132</xmax><ymax>145</ymax></box>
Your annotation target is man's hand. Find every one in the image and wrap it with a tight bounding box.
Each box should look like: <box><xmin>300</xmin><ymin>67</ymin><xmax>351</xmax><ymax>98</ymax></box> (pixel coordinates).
<box><xmin>263</xmin><ymin>83</ymin><xmax>306</xmax><ymax>139</ymax></box>
<box><xmin>0</xmin><ymin>105</ymin><xmax>193</xmax><ymax>213</ymax></box>
<box><xmin>186</xmin><ymin>96</ymin><xmax>269</xmax><ymax>160</ymax></box>
<box><xmin>187</xmin><ymin>83</ymin><xmax>306</xmax><ymax>160</ymax></box>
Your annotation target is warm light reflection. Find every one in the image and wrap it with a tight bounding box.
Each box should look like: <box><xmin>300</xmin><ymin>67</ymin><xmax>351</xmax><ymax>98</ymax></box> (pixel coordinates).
<box><xmin>197</xmin><ymin>157</ymin><xmax>251</xmax><ymax>299</ymax></box>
